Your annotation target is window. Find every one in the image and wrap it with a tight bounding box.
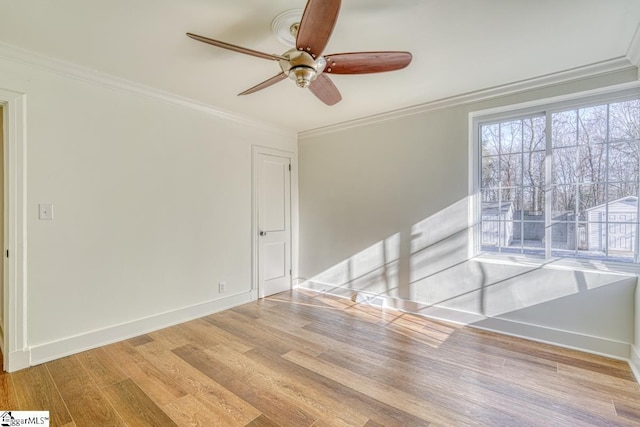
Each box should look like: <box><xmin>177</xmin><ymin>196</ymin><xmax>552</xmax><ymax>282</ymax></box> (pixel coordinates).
<box><xmin>477</xmin><ymin>92</ymin><xmax>640</xmax><ymax>263</ymax></box>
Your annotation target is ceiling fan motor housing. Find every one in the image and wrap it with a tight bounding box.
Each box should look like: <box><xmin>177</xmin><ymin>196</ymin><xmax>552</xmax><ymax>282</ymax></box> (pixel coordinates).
<box><xmin>280</xmin><ymin>49</ymin><xmax>326</xmax><ymax>88</ymax></box>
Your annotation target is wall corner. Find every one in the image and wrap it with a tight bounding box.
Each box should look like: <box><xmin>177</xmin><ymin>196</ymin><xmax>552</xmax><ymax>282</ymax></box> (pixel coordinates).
<box><xmin>630</xmin><ymin>344</ymin><xmax>640</xmax><ymax>383</ymax></box>
<box><xmin>626</xmin><ymin>21</ymin><xmax>640</xmax><ymax>79</ymax></box>
<box><xmin>632</xmin><ymin>275</ymin><xmax>640</xmax><ymax>383</ymax></box>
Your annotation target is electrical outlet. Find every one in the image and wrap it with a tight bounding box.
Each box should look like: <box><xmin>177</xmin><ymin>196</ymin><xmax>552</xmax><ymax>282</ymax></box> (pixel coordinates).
<box><xmin>218</xmin><ymin>282</ymin><xmax>226</xmax><ymax>293</ymax></box>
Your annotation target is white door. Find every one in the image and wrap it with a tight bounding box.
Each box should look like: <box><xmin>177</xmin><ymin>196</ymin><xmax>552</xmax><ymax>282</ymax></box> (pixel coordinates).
<box><xmin>257</xmin><ymin>153</ymin><xmax>291</xmax><ymax>298</ymax></box>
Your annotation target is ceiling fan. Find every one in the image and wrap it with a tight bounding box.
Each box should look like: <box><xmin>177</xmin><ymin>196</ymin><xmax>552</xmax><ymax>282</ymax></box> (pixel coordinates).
<box><xmin>186</xmin><ymin>0</ymin><xmax>412</xmax><ymax>106</ymax></box>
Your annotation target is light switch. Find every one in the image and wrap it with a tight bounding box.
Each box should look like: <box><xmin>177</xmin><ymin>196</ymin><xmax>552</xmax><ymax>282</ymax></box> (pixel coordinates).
<box><xmin>39</xmin><ymin>203</ymin><xmax>53</xmax><ymax>220</ymax></box>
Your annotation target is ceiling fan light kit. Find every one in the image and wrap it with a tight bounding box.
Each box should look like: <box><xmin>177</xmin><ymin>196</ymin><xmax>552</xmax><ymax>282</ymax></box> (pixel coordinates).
<box><xmin>279</xmin><ymin>50</ymin><xmax>326</xmax><ymax>88</ymax></box>
<box><xmin>187</xmin><ymin>0</ymin><xmax>412</xmax><ymax>105</ymax></box>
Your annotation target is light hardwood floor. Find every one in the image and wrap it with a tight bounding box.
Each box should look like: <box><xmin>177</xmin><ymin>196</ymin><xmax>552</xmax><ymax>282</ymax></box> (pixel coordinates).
<box><xmin>2</xmin><ymin>289</ymin><xmax>640</xmax><ymax>426</ymax></box>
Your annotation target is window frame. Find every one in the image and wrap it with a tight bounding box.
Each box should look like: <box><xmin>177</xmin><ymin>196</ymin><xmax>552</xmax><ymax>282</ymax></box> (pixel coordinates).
<box><xmin>470</xmin><ymin>82</ymin><xmax>640</xmax><ymax>266</ymax></box>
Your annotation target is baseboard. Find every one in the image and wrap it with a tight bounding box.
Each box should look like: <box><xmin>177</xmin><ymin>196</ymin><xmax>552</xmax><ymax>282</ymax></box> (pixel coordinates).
<box><xmin>1</xmin><ymin>321</ymin><xmax>32</xmax><ymax>372</ymax></box>
<box><xmin>5</xmin><ymin>349</ymin><xmax>30</xmax><ymax>372</ymax></box>
<box><xmin>630</xmin><ymin>345</ymin><xmax>640</xmax><ymax>382</ymax></box>
<box><xmin>298</xmin><ymin>281</ymin><xmax>631</xmax><ymax>360</ymax></box>
<box><xmin>29</xmin><ymin>292</ymin><xmax>253</xmax><ymax>366</ymax></box>
<box><xmin>471</xmin><ymin>317</ymin><xmax>630</xmax><ymax>360</ymax></box>
<box><xmin>0</xmin><ymin>322</ymin><xmax>4</xmax><ymax>355</ymax></box>
<box><xmin>298</xmin><ymin>281</ymin><xmax>488</xmax><ymax>325</ymax></box>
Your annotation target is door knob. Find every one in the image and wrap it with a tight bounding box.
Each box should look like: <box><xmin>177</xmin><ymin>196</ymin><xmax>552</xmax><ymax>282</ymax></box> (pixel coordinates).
<box><xmin>259</xmin><ymin>231</ymin><xmax>267</xmax><ymax>236</ymax></box>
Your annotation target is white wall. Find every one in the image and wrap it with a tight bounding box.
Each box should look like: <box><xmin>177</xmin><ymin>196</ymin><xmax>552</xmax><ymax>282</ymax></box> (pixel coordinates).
<box><xmin>298</xmin><ymin>69</ymin><xmax>639</xmax><ymax>359</ymax></box>
<box><xmin>0</xmin><ymin>52</ymin><xmax>296</xmax><ymax>367</ymax></box>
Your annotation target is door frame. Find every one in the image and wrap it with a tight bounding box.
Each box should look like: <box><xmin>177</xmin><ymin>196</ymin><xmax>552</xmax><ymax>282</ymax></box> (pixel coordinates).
<box><xmin>251</xmin><ymin>145</ymin><xmax>297</xmax><ymax>300</ymax></box>
<box><xmin>0</xmin><ymin>89</ymin><xmax>28</xmax><ymax>372</ymax></box>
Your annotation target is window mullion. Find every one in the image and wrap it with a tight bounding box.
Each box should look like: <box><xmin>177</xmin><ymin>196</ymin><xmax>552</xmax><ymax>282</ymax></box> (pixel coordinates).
<box><xmin>636</xmin><ymin>132</ymin><xmax>640</xmax><ymax>263</ymax></box>
<box><xmin>498</xmin><ymin>127</ymin><xmax>502</xmax><ymax>253</ymax></box>
<box><xmin>605</xmin><ymin>104</ymin><xmax>610</xmax><ymax>259</ymax></box>
<box><xmin>520</xmin><ymin>119</ymin><xmax>525</xmax><ymax>254</ymax></box>
<box><xmin>545</xmin><ymin>111</ymin><xmax>552</xmax><ymax>259</ymax></box>
<box><xmin>574</xmin><ymin>108</ymin><xmax>580</xmax><ymax>258</ymax></box>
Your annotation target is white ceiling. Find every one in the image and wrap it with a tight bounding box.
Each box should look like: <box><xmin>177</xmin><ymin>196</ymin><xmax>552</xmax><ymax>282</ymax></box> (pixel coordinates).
<box><xmin>1</xmin><ymin>0</ymin><xmax>639</xmax><ymax>133</ymax></box>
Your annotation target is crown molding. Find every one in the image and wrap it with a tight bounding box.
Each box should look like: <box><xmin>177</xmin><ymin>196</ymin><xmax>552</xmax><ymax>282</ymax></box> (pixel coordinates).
<box><xmin>0</xmin><ymin>41</ymin><xmax>295</xmax><ymax>138</ymax></box>
<box><xmin>1</xmin><ymin>41</ymin><xmax>634</xmax><ymax>142</ymax></box>
<box><xmin>627</xmin><ymin>20</ymin><xmax>640</xmax><ymax>72</ymax></box>
<box><xmin>299</xmin><ymin>57</ymin><xmax>636</xmax><ymax>139</ymax></box>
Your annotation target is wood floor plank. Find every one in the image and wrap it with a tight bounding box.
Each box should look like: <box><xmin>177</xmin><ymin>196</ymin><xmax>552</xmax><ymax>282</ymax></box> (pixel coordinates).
<box><xmin>203</xmin><ymin>310</ymin><xmax>296</xmax><ymax>355</ymax></box>
<box><xmin>249</xmin><ymin>302</ymin><xmax>313</xmax><ymax>332</ymax></box>
<box><xmin>384</xmin><ymin>315</ymin><xmax>458</xmax><ymax>348</ymax></box>
<box><xmin>46</xmin><ymin>356</ymin><xmax>125</xmax><ymax>426</ymax></box>
<box><xmin>105</xmin><ymin>341</ymin><xmax>188</xmax><ymax>407</ymax></box>
<box><xmin>136</xmin><ymin>341</ymin><xmax>261</xmax><ymax>426</ymax></box>
<box><xmin>304</xmin><ymin>310</ymin><xmax>437</xmax><ymax>351</ymax></box>
<box><xmin>173</xmin><ymin>343</ymin><xmax>317</xmax><ymax>427</ymax></box>
<box><xmin>264</xmin><ymin>292</ymin><xmax>348</xmax><ymax>322</ymax></box>
<box><xmin>500</xmin><ymin>349</ymin><xmax>559</xmax><ymax>373</ymax></box>
<box><xmin>261</xmin><ymin>316</ymin><xmax>393</xmax><ymax>369</ymax></box>
<box><xmin>283</xmin><ymin>348</ymin><xmax>471</xmax><ymax>426</ymax></box>
<box><xmin>147</xmin><ymin>324</ymin><xmax>198</xmax><ymax>350</ymax></box>
<box><xmin>614</xmin><ymin>398</ymin><xmax>640</xmax><ymax>423</ymax></box>
<box><xmin>465</xmin><ymin>327</ymin><xmax>630</xmax><ymax>369</ymax></box>
<box><xmin>75</xmin><ymin>347</ymin><xmax>128</xmax><ymax>389</ymax></box>
<box><xmin>344</xmin><ymin>302</ymin><xmax>401</xmax><ymax>325</ymax></box>
<box><xmin>310</xmin><ymin>419</ymin><xmax>363</xmax><ymax>427</ymax></box>
<box><xmin>557</xmin><ymin>362</ymin><xmax>640</xmax><ymax>392</ymax></box>
<box><xmin>245</xmin><ymin>345</ymin><xmax>429</xmax><ymax>427</ymax></box>
<box><xmin>127</xmin><ymin>334</ymin><xmax>154</xmax><ymax>347</ymax></box>
<box><xmin>319</xmin><ymin>347</ymin><xmax>539</xmax><ymax>426</ymax></box>
<box><xmin>0</xmin><ymin>371</ymin><xmax>19</xmax><ymax>409</ymax></box>
<box><xmin>500</xmin><ymin>359</ymin><xmax>623</xmax><ymax>417</ymax></box>
<box><xmin>163</xmin><ymin>394</ymin><xmax>245</xmax><ymax>427</ymax></box>
<box><xmin>390</xmin><ymin>324</ymin><xmax>624</xmax><ymax>425</ymax></box>
<box><xmin>453</xmin><ymin>327</ymin><xmax>635</xmax><ymax>380</ymax></box>
<box><xmin>245</xmin><ymin>414</ymin><xmax>283</xmax><ymax>427</ymax></box>
<box><xmin>256</xmin><ymin>297</ymin><xmax>333</xmax><ymax>325</ymax></box>
<box><xmin>457</xmin><ymin>366</ymin><xmax>631</xmax><ymax>426</ymax></box>
<box><xmin>178</xmin><ymin>318</ymin><xmax>254</xmax><ymax>354</ymax></box>
<box><xmin>363</xmin><ymin>420</ymin><xmax>388</xmax><ymax>427</ymax></box>
<box><xmin>248</xmin><ymin>319</ymin><xmax>327</xmax><ymax>357</ymax></box>
<box><xmin>229</xmin><ymin>301</ymin><xmax>268</xmax><ymax>319</ymax></box>
<box><xmin>103</xmin><ymin>378</ymin><xmax>177</xmax><ymax>426</ymax></box>
<box><xmin>317</xmin><ymin>340</ymin><xmax>389</xmax><ymax>369</ymax></box>
<box><xmin>202</xmin><ymin>344</ymin><xmax>368</xmax><ymax>426</ymax></box>
<box><xmin>11</xmin><ymin>365</ymin><xmax>72</xmax><ymax>425</ymax></box>
<box><xmin>304</xmin><ymin>312</ymin><xmax>506</xmax><ymax>376</ymax></box>
<box><xmin>11</xmin><ymin>364</ymin><xmax>73</xmax><ymax>426</ymax></box>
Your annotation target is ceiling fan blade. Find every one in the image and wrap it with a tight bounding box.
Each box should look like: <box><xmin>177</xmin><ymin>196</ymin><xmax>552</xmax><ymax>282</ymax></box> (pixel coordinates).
<box><xmin>238</xmin><ymin>73</ymin><xmax>288</xmax><ymax>96</ymax></box>
<box><xmin>296</xmin><ymin>0</ymin><xmax>341</xmax><ymax>58</ymax></box>
<box><xmin>309</xmin><ymin>74</ymin><xmax>342</xmax><ymax>106</ymax></box>
<box><xmin>186</xmin><ymin>33</ymin><xmax>287</xmax><ymax>61</ymax></box>
<box><xmin>324</xmin><ymin>52</ymin><xmax>413</xmax><ymax>74</ymax></box>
